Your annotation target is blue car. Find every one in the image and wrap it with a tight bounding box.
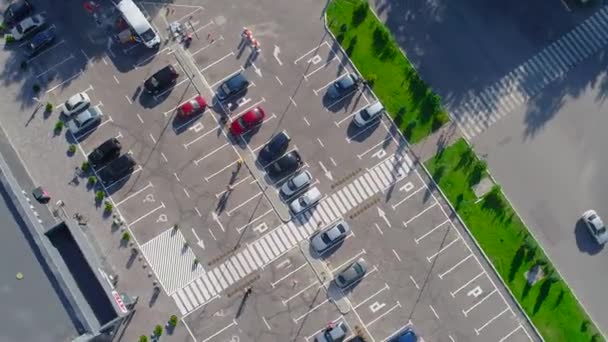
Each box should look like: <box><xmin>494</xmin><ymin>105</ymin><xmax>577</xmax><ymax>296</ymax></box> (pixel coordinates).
<box><xmin>389</xmin><ymin>328</ymin><xmax>418</xmax><ymax>342</ymax></box>
<box><xmin>26</xmin><ymin>27</ymin><xmax>56</xmax><ymax>56</ymax></box>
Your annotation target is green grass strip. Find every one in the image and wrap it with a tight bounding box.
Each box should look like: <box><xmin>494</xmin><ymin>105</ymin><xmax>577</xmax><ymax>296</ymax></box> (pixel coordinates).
<box><xmin>425</xmin><ymin>139</ymin><xmax>603</xmax><ymax>342</ymax></box>
<box><xmin>326</xmin><ymin>0</ymin><xmax>449</xmax><ymax>143</ymax></box>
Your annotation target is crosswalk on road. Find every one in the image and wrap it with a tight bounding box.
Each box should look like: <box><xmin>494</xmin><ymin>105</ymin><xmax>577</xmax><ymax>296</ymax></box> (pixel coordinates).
<box><xmin>452</xmin><ymin>5</ymin><xmax>608</xmax><ymax>140</ymax></box>
<box><xmin>170</xmin><ymin>152</ymin><xmax>415</xmax><ymax>316</ymax></box>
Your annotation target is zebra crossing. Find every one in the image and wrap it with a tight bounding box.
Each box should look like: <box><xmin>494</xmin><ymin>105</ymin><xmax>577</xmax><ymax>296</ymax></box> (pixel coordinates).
<box><xmin>452</xmin><ymin>5</ymin><xmax>608</xmax><ymax>140</ymax></box>
<box><xmin>170</xmin><ymin>152</ymin><xmax>415</xmax><ymax>316</ymax></box>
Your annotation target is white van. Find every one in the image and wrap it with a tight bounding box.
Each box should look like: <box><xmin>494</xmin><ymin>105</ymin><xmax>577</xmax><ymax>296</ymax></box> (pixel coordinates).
<box><xmin>116</xmin><ymin>0</ymin><xmax>160</xmax><ymax>48</ymax></box>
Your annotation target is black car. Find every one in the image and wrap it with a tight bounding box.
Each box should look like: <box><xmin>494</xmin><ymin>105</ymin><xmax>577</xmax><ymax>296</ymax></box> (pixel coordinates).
<box><xmin>98</xmin><ymin>154</ymin><xmax>136</xmax><ymax>185</ymax></box>
<box><xmin>267</xmin><ymin>151</ymin><xmax>302</xmax><ymax>178</ymax></box>
<box><xmin>327</xmin><ymin>73</ymin><xmax>359</xmax><ymax>99</ymax></box>
<box><xmin>88</xmin><ymin>138</ymin><xmax>121</xmax><ymax>168</ymax></box>
<box><xmin>144</xmin><ymin>65</ymin><xmax>179</xmax><ymax>94</ymax></box>
<box><xmin>26</xmin><ymin>27</ymin><xmax>55</xmax><ymax>56</ymax></box>
<box><xmin>3</xmin><ymin>0</ymin><xmax>32</xmax><ymax>27</ymax></box>
<box><xmin>258</xmin><ymin>131</ymin><xmax>290</xmax><ymax>164</ymax></box>
<box><xmin>216</xmin><ymin>72</ymin><xmax>249</xmax><ymax>101</ymax></box>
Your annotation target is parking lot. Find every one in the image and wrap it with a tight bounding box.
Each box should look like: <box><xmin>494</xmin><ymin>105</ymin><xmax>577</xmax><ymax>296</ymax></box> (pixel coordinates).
<box><xmin>0</xmin><ymin>0</ymin><xmax>539</xmax><ymax>341</ymax></box>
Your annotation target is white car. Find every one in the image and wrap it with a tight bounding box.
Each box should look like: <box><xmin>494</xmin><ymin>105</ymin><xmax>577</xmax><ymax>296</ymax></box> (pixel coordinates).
<box><xmin>582</xmin><ymin>210</ymin><xmax>608</xmax><ymax>245</ymax></box>
<box><xmin>353</xmin><ymin>101</ymin><xmax>384</xmax><ymax>127</ymax></box>
<box><xmin>62</xmin><ymin>92</ymin><xmax>91</xmax><ymax>117</ymax></box>
<box><xmin>280</xmin><ymin>170</ymin><xmax>312</xmax><ymax>198</ymax></box>
<box><xmin>310</xmin><ymin>220</ymin><xmax>351</xmax><ymax>254</ymax></box>
<box><xmin>10</xmin><ymin>14</ymin><xmax>45</xmax><ymax>41</ymax></box>
<box><xmin>289</xmin><ymin>187</ymin><xmax>321</xmax><ymax>214</ymax></box>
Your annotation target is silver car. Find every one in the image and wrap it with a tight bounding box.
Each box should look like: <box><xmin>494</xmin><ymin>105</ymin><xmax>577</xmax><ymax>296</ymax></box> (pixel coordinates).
<box><xmin>289</xmin><ymin>187</ymin><xmax>321</xmax><ymax>214</ymax></box>
<box><xmin>311</xmin><ymin>220</ymin><xmax>351</xmax><ymax>254</ymax></box>
<box><xmin>67</xmin><ymin>107</ymin><xmax>102</xmax><ymax>136</ymax></box>
<box><xmin>313</xmin><ymin>321</ymin><xmax>348</xmax><ymax>342</ymax></box>
<box><xmin>62</xmin><ymin>92</ymin><xmax>91</xmax><ymax>117</ymax></box>
<box><xmin>334</xmin><ymin>258</ymin><xmax>367</xmax><ymax>289</ymax></box>
<box><xmin>10</xmin><ymin>14</ymin><xmax>45</xmax><ymax>41</ymax></box>
<box><xmin>583</xmin><ymin>210</ymin><xmax>608</xmax><ymax>245</ymax></box>
<box><xmin>353</xmin><ymin>101</ymin><xmax>384</xmax><ymax>127</ymax></box>
<box><xmin>280</xmin><ymin>170</ymin><xmax>312</xmax><ymax>198</ymax></box>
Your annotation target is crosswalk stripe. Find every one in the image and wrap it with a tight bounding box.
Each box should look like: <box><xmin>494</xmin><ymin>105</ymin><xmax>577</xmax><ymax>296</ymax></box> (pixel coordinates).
<box><xmin>172</xmin><ymin>293</ymin><xmax>188</xmax><ymax>315</ymax></box>
<box><xmin>331</xmin><ymin>193</ymin><xmax>347</xmax><ymax>214</ymax></box>
<box><xmin>207</xmin><ymin>271</ymin><xmax>222</xmax><ymax>293</ymax></box>
<box><xmin>310</xmin><ymin>208</ymin><xmax>324</xmax><ymax>225</ymax></box>
<box><xmin>225</xmin><ymin>260</ymin><xmax>241</xmax><ymax>282</ymax></box>
<box><xmin>528</xmin><ymin>56</ymin><xmax>549</xmax><ymax>86</ymax></box>
<box><xmin>376</xmin><ymin>164</ymin><xmax>392</xmax><ymax>186</ymax></box>
<box><xmin>288</xmin><ymin>222</ymin><xmax>304</xmax><ymax>241</ymax></box>
<box><xmin>264</xmin><ymin>234</ymin><xmax>280</xmax><ymax>256</ymax></box>
<box><xmin>325</xmin><ymin>196</ymin><xmax>341</xmax><ymax>216</ymax></box>
<box><xmin>282</xmin><ymin>224</ymin><xmax>297</xmax><ymax>245</ymax></box>
<box><xmin>255</xmin><ymin>241</ymin><xmax>271</xmax><ymax>264</ymax></box>
<box><xmin>342</xmin><ymin>185</ymin><xmax>359</xmax><ymax>207</ymax></box>
<box><xmin>588</xmin><ymin>16</ymin><xmax>608</xmax><ymax>44</ymax></box>
<box><xmin>562</xmin><ymin>33</ymin><xmax>585</xmax><ymax>61</ymax></box>
<box><xmin>364</xmin><ymin>173</ymin><xmax>379</xmax><ymax>193</ymax></box>
<box><xmin>556</xmin><ymin>38</ymin><xmax>577</xmax><ymax>66</ymax></box>
<box><xmin>185</xmin><ymin>285</ymin><xmax>199</xmax><ymax>308</ymax></box>
<box><xmin>578</xmin><ymin>23</ymin><xmax>601</xmax><ymax>51</ymax></box>
<box><xmin>231</xmin><ymin>256</ymin><xmax>247</xmax><ymax>278</ymax></box>
<box><xmin>301</xmin><ymin>212</ymin><xmax>315</xmax><ymax>234</ymax></box>
<box><xmin>355</xmin><ymin>177</ymin><xmax>373</xmax><ymax>197</ymax></box>
<box><xmin>190</xmin><ymin>282</ymin><xmax>204</xmax><ymax>304</ymax></box>
<box><xmin>271</xmin><ymin>231</ymin><xmax>287</xmax><ymax>252</ymax></box>
<box><xmin>573</xmin><ymin>25</ymin><xmax>597</xmax><ymax>52</ymax></box>
<box><xmin>561</xmin><ymin>33</ymin><xmax>583</xmax><ymax>63</ymax></box>
<box><xmin>320</xmin><ymin>200</ymin><xmax>337</xmax><ymax>219</ymax></box>
<box><xmin>347</xmin><ymin>183</ymin><xmax>362</xmax><ymax>204</ymax></box>
<box><xmin>316</xmin><ymin>205</ymin><xmax>331</xmax><ymax>224</ymax></box>
<box><xmin>220</xmin><ymin>263</ymin><xmax>235</xmax><ymax>285</ymax></box>
<box><xmin>336</xmin><ymin>190</ymin><xmax>353</xmax><ymax>211</ymax></box>
<box><xmin>237</xmin><ymin>253</ymin><xmax>251</xmax><ymax>275</ymax></box>
<box><xmin>247</xmin><ymin>245</ymin><xmax>264</xmax><ymax>268</ymax></box>
<box><xmin>537</xmin><ymin>50</ymin><xmax>559</xmax><ymax>80</ymax></box>
<box><xmin>213</xmin><ymin>268</ymin><xmax>228</xmax><ymax>290</ymax></box>
<box><xmin>353</xmin><ymin>179</ymin><xmax>370</xmax><ymax>199</ymax></box>
<box><xmin>196</xmin><ymin>278</ymin><xmax>210</xmax><ymax>300</ymax></box>
<box><xmin>546</xmin><ymin>43</ymin><xmax>570</xmax><ymax>71</ymax></box>
<box><xmin>567</xmin><ymin>30</ymin><xmax>591</xmax><ymax>59</ymax></box>
<box><xmin>201</xmin><ymin>275</ymin><xmax>217</xmax><ymax>296</ymax></box>
<box><xmin>177</xmin><ymin>289</ymin><xmax>193</xmax><ymax>312</ymax></box>
<box><xmin>242</xmin><ymin>248</ymin><xmax>258</xmax><ymax>270</ymax></box>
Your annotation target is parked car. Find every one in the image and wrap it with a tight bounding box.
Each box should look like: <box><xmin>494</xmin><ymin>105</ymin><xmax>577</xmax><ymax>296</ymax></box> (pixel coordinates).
<box><xmin>98</xmin><ymin>154</ymin><xmax>136</xmax><ymax>185</ymax></box>
<box><xmin>67</xmin><ymin>107</ymin><xmax>102</xmax><ymax>136</ymax></box>
<box><xmin>327</xmin><ymin>73</ymin><xmax>359</xmax><ymax>99</ymax></box>
<box><xmin>62</xmin><ymin>92</ymin><xmax>91</xmax><ymax>116</ymax></box>
<box><xmin>230</xmin><ymin>106</ymin><xmax>265</xmax><ymax>135</ymax></box>
<box><xmin>353</xmin><ymin>101</ymin><xmax>384</xmax><ymax>127</ymax></box>
<box><xmin>582</xmin><ymin>210</ymin><xmax>608</xmax><ymax>245</ymax></box>
<box><xmin>177</xmin><ymin>95</ymin><xmax>207</xmax><ymax>118</ymax></box>
<box><xmin>280</xmin><ymin>170</ymin><xmax>312</xmax><ymax>198</ymax></box>
<box><xmin>216</xmin><ymin>72</ymin><xmax>249</xmax><ymax>101</ymax></box>
<box><xmin>10</xmin><ymin>14</ymin><xmax>45</xmax><ymax>41</ymax></box>
<box><xmin>289</xmin><ymin>186</ymin><xmax>321</xmax><ymax>214</ymax></box>
<box><xmin>258</xmin><ymin>131</ymin><xmax>290</xmax><ymax>164</ymax></box>
<box><xmin>310</xmin><ymin>220</ymin><xmax>351</xmax><ymax>254</ymax></box>
<box><xmin>334</xmin><ymin>258</ymin><xmax>367</xmax><ymax>289</ymax></box>
<box><xmin>3</xmin><ymin>0</ymin><xmax>33</xmax><ymax>27</ymax></box>
<box><xmin>388</xmin><ymin>328</ymin><xmax>418</xmax><ymax>342</ymax></box>
<box><xmin>313</xmin><ymin>322</ymin><xmax>348</xmax><ymax>342</ymax></box>
<box><xmin>88</xmin><ymin>138</ymin><xmax>121</xmax><ymax>168</ymax></box>
<box><xmin>267</xmin><ymin>151</ymin><xmax>301</xmax><ymax>179</ymax></box>
<box><xmin>25</xmin><ymin>27</ymin><xmax>56</xmax><ymax>56</ymax></box>
<box><xmin>144</xmin><ymin>65</ymin><xmax>179</xmax><ymax>94</ymax></box>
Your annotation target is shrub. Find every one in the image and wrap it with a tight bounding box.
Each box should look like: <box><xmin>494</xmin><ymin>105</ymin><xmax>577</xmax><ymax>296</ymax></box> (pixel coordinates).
<box><xmin>4</xmin><ymin>34</ymin><xmax>15</xmax><ymax>43</ymax></box>
<box><xmin>351</xmin><ymin>1</ymin><xmax>369</xmax><ymax>27</ymax></box>
<box><xmin>67</xmin><ymin>144</ymin><xmax>76</xmax><ymax>154</ymax></box>
<box><xmin>104</xmin><ymin>201</ymin><xmax>113</xmax><ymax>213</ymax></box>
<box><xmin>81</xmin><ymin>161</ymin><xmax>90</xmax><ymax>172</ymax></box>
<box><xmin>139</xmin><ymin>336</ymin><xmax>148</xmax><ymax>342</ymax></box>
<box><xmin>169</xmin><ymin>315</ymin><xmax>178</xmax><ymax>327</ymax></box>
<box><xmin>193</xmin><ymin>258</ymin><xmax>199</xmax><ymax>265</ymax></box>
<box><xmin>88</xmin><ymin>176</ymin><xmax>96</xmax><ymax>185</ymax></box>
<box><xmin>372</xmin><ymin>26</ymin><xmax>391</xmax><ymax>53</ymax></box>
<box><xmin>431</xmin><ymin>112</ymin><xmax>450</xmax><ymax>132</ymax></box>
<box><xmin>366</xmin><ymin>73</ymin><xmax>377</xmax><ymax>88</ymax></box>
<box><xmin>154</xmin><ymin>325</ymin><xmax>163</xmax><ymax>337</ymax></box>
<box><xmin>54</xmin><ymin>121</ymin><xmax>64</xmax><ymax>133</ymax></box>
<box><xmin>122</xmin><ymin>232</ymin><xmax>130</xmax><ymax>241</ymax></box>
<box><xmin>173</xmin><ymin>224</ymin><xmax>179</xmax><ymax>230</ymax></box>
<box><xmin>45</xmin><ymin>102</ymin><xmax>53</xmax><ymax>112</ymax></box>
<box><xmin>0</xmin><ymin>24</ymin><xmax>6</xmax><ymax>32</ymax></box>
<box><xmin>95</xmin><ymin>190</ymin><xmax>105</xmax><ymax>202</ymax></box>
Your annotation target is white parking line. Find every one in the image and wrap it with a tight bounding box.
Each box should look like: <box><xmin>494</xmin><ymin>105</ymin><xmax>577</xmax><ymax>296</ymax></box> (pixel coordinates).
<box><xmin>283</xmin><ymin>282</ymin><xmax>320</xmax><ymax>305</ymax></box>
<box><xmin>128</xmin><ymin>202</ymin><xmax>165</xmax><ymax>227</ymax></box>
<box><xmin>201</xmin><ymin>319</ymin><xmax>237</xmax><ymax>342</ymax></box>
<box><xmin>226</xmin><ymin>192</ymin><xmax>263</xmax><ymax>216</ymax></box>
<box><xmin>293</xmin><ymin>298</ymin><xmax>330</xmax><ymax>323</ymax></box>
<box><xmin>426</xmin><ymin>237</ymin><xmax>460</xmax><ymax>262</ymax></box>
<box><xmin>303</xmin><ymin>116</ymin><xmax>311</xmax><ymax>126</ymax></box>
<box><xmin>313</xmin><ymin>72</ymin><xmax>345</xmax><ymax>95</ymax></box>
<box><xmin>392</xmin><ymin>249</ymin><xmax>401</xmax><ymax>262</ymax></box>
<box><xmin>193</xmin><ymin>142</ymin><xmax>229</xmax><ymax>165</ymax></box>
<box><xmin>154</xmin><ymin>78</ymin><xmax>190</xmax><ymax>100</ymax></box>
<box><xmin>451</xmin><ymin>272</ymin><xmax>485</xmax><ymax>297</ymax></box>
<box><xmin>345</xmin><ymin>117</ymin><xmax>379</xmax><ymax>143</ymax></box>
<box><xmin>160</xmin><ymin>152</ymin><xmax>168</xmax><ymax>162</ymax></box>
<box><xmin>439</xmin><ymin>254</ymin><xmax>474</xmax><ymax>279</ymax></box>
<box><xmin>233</xmin><ymin>98</ymin><xmax>266</xmax><ymax>118</ymax></box>
<box><xmin>374</xmin><ymin>223</ymin><xmax>383</xmax><ymax>235</ymax></box>
<box><xmin>191</xmin><ymin>40</ymin><xmax>215</xmax><ymax>57</ymax></box>
<box><xmin>262</xmin><ymin>316</ymin><xmax>271</xmax><ymax>330</ymax></box>
<box><xmin>289</xmin><ymin>96</ymin><xmax>297</xmax><ymax>107</ymax></box>
<box><xmin>475</xmin><ymin>307</ymin><xmax>511</xmax><ymax>335</ymax></box>
<box><xmin>271</xmin><ymin>263</ymin><xmax>307</xmax><ymax>288</ymax></box>
<box><xmin>134</xmin><ymin>47</ymin><xmax>170</xmax><ymax>68</ymax></box>
<box><xmin>294</xmin><ymin>41</ymin><xmax>330</xmax><ymax>64</ymax></box>
<box><xmin>149</xmin><ymin>133</ymin><xmax>156</xmax><ymax>144</ymax></box>
<box><xmin>115</xmin><ymin>182</ymin><xmax>153</xmax><ymax>206</ymax></box>
<box><xmin>462</xmin><ymin>288</ymin><xmax>497</xmax><ymax>317</ymax></box>
<box><xmin>499</xmin><ymin>324</ymin><xmax>525</xmax><ymax>342</ymax></box>
<box><xmin>204</xmin><ymin>159</ymin><xmax>240</xmax><ymax>182</ymax></box>
<box><xmin>201</xmin><ymin>52</ymin><xmax>235</xmax><ymax>72</ymax></box>
<box><xmin>403</xmin><ymin>201</ymin><xmax>438</xmax><ymax>227</ymax></box>
<box><xmin>183</xmin><ymin>188</ymin><xmax>191</xmax><ymax>198</ymax></box>
<box><xmin>37</xmin><ymin>54</ymin><xmax>74</xmax><ymax>78</ymax></box>
<box><xmin>414</xmin><ymin>220</ymin><xmax>449</xmax><ymax>244</ymax></box>
<box><xmin>366</xmin><ymin>301</ymin><xmax>401</xmax><ymax>327</ymax></box>
<box><xmin>356</xmin><ymin>137</ymin><xmax>393</xmax><ymax>160</ymax></box>
<box><xmin>46</xmin><ymin>70</ymin><xmax>83</xmax><ymax>93</ymax></box>
<box><xmin>391</xmin><ymin>186</ymin><xmax>426</xmax><ymax>210</ymax></box>
<box><xmin>28</xmin><ymin>39</ymin><xmax>65</xmax><ymax>62</ymax></box>
<box><xmin>275</xmin><ymin>76</ymin><xmax>283</xmax><ymax>85</ymax></box>
<box><xmin>210</xmin><ymin>67</ymin><xmax>245</xmax><ymax>88</ymax></box>
<box><xmin>113</xmin><ymin>75</ymin><xmax>120</xmax><ymax>84</ymax></box>
<box><xmin>183</xmin><ymin>124</ymin><xmax>220</xmax><ymax>149</ymax></box>
<box><xmin>382</xmin><ymin>321</ymin><xmax>413</xmax><ymax>342</ymax></box>
<box><xmin>330</xmin><ymin>249</ymin><xmax>366</xmax><ymax>273</ymax></box>
<box><xmin>104</xmin><ymin>165</ymin><xmax>142</xmax><ymax>189</ymax></box>
<box><xmin>194</xmin><ymin>20</ymin><xmax>216</xmax><ymax>34</ymax></box>
<box><xmin>125</xmin><ymin>95</ymin><xmax>133</xmax><ymax>105</ymax></box>
<box><xmin>335</xmin><ymin>104</ymin><xmax>369</xmax><ymax>127</ymax></box>
<box><xmin>409</xmin><ymin>275</ymin><xmax>419</xmax><ymax>289</ymax></box>
<box><xmin>353</xmin><ymin>283</ymin><xmax>390</xmax><ymax>309</ymax></box>
<box><xmin>216</xmin><ymin>175</ymin><xmax>252</xmax><ymax>198</ymax></box>
<box><xmin>304</xmin><ymin>56</ymin><xmax>339</xmax><ymax>81</ymax></box>
<box><xmin>236</xmin><ymin>208</ymin><xmax>273</xmax><ymax>232</ymax></box>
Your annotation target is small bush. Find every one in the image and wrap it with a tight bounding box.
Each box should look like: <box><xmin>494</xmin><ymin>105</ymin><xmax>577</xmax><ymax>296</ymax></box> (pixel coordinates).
<box><xmin>54</xmin><ymin>121</ymin><xmax>64</xmax><ymax>133</ymax></box>
<box><xmin>45</xmin><ymin>102</ymin><xmax>53</xmax><ymax>112</ymax></box>
<box><xmin>122</xmin><ymin>232</ymin><xmax>130</xmax><ymax>241</ymax></box>
<box><xmin>95</xmin><ymin>190</ymin><xmax>105</xmax><ymax>202</ymax></box>
<box><xmin>193</xmin><ymin>258</ymin><xmax>199</xmax><ymax>265</ymax></box>
<box><xmin>431</xmin><ymin>112</ymin><xmax>450</xmax><ymax>132</ymax></box>
<box><xmin>351</xmin><ymin>1</ymin><xmax>369</xmax><ymax>27</ymax></box>
<box><xmin>173</xmin><ymin>224</ymin><xmax>179</xmax><ymax>230</ymax></box>
<box><xmin>372</xmin><ymin>26</ymin><xmax>391</xmax><ymax>53</ymax></box>
<box><xmin>81</xmin><ymin>161</ymin><xmax>90</xmax><ymax>172</ymax></box>
<box><xmin>104</xmin><ymin>201</ymin><xmax>113</xmax><ymax>213</ymax></box>
<box><xmin>88</xmin><ymin>176</ymin><xmax>96</xmax><ymax>185</ymax></box>
<box><xmin>67</xmin><ymin>144</ymin><xmax>76</xmax><ymax>154</ymax></box>
<box><xmin>4</xmin><ymin>34</ymin><xmax>15</xmax><ymax>43</ymax></box>
<box><xmin>169</xmin><ymin>315</ymin><xmax>178</xmax><ymax>327</ymax></box>
<box><xmin>366</xmin><ymin>73</ymin><xmax>377</xmax><ymax>88</ymax></box>
<box><xmin>0</xmin><ymin>24</ymin><xmax>6</xmax><ymax>32</ymax></box>
<box><xmin>154</xmin><ymin>325</ymin><xmax>163</xmax><ymax>337</ymax></box>
<box><xmin>139</xmin><ymin>336</ymin><xmax>148</xmax><ymax>342</ymax></box>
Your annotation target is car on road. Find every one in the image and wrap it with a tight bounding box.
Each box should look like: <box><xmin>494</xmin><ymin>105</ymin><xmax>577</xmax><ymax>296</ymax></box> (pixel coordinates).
<box><xmin>334</xmin><ymin>258</ymin><xmax>367</xmax><ymax>289</ymax></box>
<box><xmin>310</xmin><ymin>220</ymin><xmax>351</xmax><ymax>254</ymax></box>
<box><xmin>3</xmin><ymin>0</ymin><xmax>33</xmax><ymax>27</ymax></box>
<box><xmin>88</xmin><ymin>138</ymin><xmax>121</xmax><ymax>168</ymax></box>
<box><xmin>177</xmin><ymin>95</ymin><xmax>207</xmax><ymax>118</ymax></box>
<box><xmin>258</xmin><ymin>131</ymin><xmax>291</xmax><ymax>164</ymax></box>
<box><xmin>582</xmin><ymin>210</ymin><xmax>608</xmax><ymax>245</ymax></box>
<box><xmin>388</xmin><ymin>328</ymin><xmax>418</xmax><ymax>342</ymax></box>
<box><xmin>267</xmin><ymin>150</ymin><xmax>301</xmax><ymax>179</ymax></box>
<box><xmin>280</xmin><ymin>170</ymin><xmax>312</xmax><ymax>197</ymax></box>
<box><xmin>98</xmin><ymin>154</ymin><xmax>136</xmax><ymax>185</ymax></box>
<box><xmin>67</xmin><ymin>107</ymin><xmax>102</xmax><ymax>136</ymax></box>
<box><xmin>216</xmin><ymin>72</ymin><xmax>249</xmax><ymax>101</ymax></box>
<box><xmin>10</xmin><ymin>14</ymin><xmax>45</xmax><ymax>41</ymax></box>
<box><xmin>62</xmin><ymin>92</ymin><xmax>91</xmax><ymax>116</ymax></box>
<box><xmin>313</xmin><ymin>322</ymin><xmax>348</xmax><ymax>342</ymax></box>
<box><xmin>144</xmin><ymin>65</ymin><xmax>179</xmax><ymax>94</ymax></box>
<box><xmin>353</xmin><ymin>101</ymin><xmax>384</xmax><ymax>127</ymax></box>
<box><xmin>25</xmin><ymin>27</ymin><xmax>56</xmax><ymax>56</ymax></box>
<box><xmin>230</xmin><ymin>106</ymin><xmax>265</xmax><ymax>136</ymax></box>
<box><xmin>289</xmin><ymin>186</ymin><xmax>321</xmax><ymax>214</ymax></box>
<box><xmin>327</xmin><ymin>73</ymin><xmax>359</xmax><ymax>99</ymax></box>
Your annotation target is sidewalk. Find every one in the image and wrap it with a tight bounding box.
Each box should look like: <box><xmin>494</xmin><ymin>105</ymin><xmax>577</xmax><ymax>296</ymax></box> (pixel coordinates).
<box><xmin>409</xmin><ymin>121</ymin><xmax>462</xmax><ymax>163</ymax></box>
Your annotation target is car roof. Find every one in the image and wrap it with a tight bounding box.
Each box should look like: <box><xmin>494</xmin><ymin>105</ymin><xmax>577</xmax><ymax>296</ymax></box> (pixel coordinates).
<box><xmin>337</xmin><ymin>73</ymin><xmax>357</xmax><ymax>88</ymax></box>
<box><xmin>304</xmin><ymin>187</ymin><xmax>321</xmax><ymax>200</ymax></box>
<box><xmin>8</xmin><ymin>1</ymin><xmax>31</xmax><ymax>15</ymax></box>
<box><xmin>243</xmin><ymin>107</ymin><xmax>263</xmax><ymax>121</ymax></box>
<box><xmin>109</xmin><ymin>154</ymin><xmax>136</xmax><ymax>169</ymax></box>
<box><xmin>390</xmin><ymin>329</ymin><xmax>418</xmax><ymax>342</ymax></box>
<box><xmin>291</xmin><ymin>170</ymin><xmax>312</xmax><ymax>185</ymax></box>
<box><xmin>98</xmin><ymin>138</ymin><xmax>121</xmax><ymax>151</ymax></box>
<box><xmin>340</xmin><ymin>259</ymin><xmax>366</xmax><ymax>280</ymax></box>
<box><xmin>227</xmin><ymin>73</ymin><xmax>248</xmax><ymax>88</ymax></box>
<box><xmin>364</xmin><ymin>101</ymin><xmax>384</xmax><ymax>115</ymax></box>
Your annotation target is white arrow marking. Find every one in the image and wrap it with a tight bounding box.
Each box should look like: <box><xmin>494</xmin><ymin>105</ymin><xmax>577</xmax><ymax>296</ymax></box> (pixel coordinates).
<box><xmin>319</xmin><ymin>161</ymin><xmax>333</xmax><ymax>181</ymax></box>
<box><xmin>211</xmin><ymin>212</ymin><xmax>226</xmax><ymax>232</ymax></box>
<box><xmin>191</xmin><ymin>228</ymin><xmax>205</xmax><ymax>249</ymax></box>
<box><xmin>377</xmin><ymin>207</ymin><xmax>392</xmax><ymax>227</ymax></box>
<box><xmin>251</xmin><ymin>62</ymin><xmax>262</xmax><ymax>78</ymax></box>
<box><xmin>273</xmin><ymin>45</ymin><xmax>283</xmax><ymax>66</ymax></box>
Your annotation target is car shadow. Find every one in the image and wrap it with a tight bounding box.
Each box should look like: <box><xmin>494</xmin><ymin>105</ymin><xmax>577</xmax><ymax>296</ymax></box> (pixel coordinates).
<box><xmin>345</xmin><ymin>119</ymin><xmax>380</xmax><ymax>143</ymax></box>
<box><xmin>322</xmin><ymin>91</ymin><xmax>358</xmax><ymax>113</ymax></box>
<box><xmin>172</xmin><ymin>112</ymin><xmax>204</xmax><ymax>134</ymax></box>
<box><xmin>575</xmin><ymin>219</ymin><xmax>604</xmax><ymax>255</ymax></box>
<box><xmin>235</xmin><ymin>126</ymin><xmax>262</xmax><ymax>145</ymax></box>
<box><xmin>138</xmin><ymin>87</ymin><xmax>174</xmax><ymax>108</ymax></box>
<box><xmin>101</xmin><ymin>172</ymin><xmax>132</xmax><ymax>195</ymax></box>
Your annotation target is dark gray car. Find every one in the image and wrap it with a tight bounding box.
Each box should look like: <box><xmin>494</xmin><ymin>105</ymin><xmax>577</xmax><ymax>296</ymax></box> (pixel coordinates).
<box><xmin>327</xmin><ymin>73</ymin><xmax>359</xmax><ymax>99</ymax></box>
<box><xmin>334</xmin><ymin>258</ymin><xmax>367</xmax><ymax>289</ymax></box>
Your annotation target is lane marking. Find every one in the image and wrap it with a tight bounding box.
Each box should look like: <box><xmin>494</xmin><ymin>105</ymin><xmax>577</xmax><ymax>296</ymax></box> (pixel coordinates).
<box><xmin>429</xmin><ymin>305</ymin><xmax>440</xmax><ymax>320</ymax></box>
<box><xmin>439</xmin><ymin>254</ymin><xmax>474</xmax><ymax>279</ymax></box>
<box><xmin>409</xmin><ymin>275</ymin><xmax>419</xmax><ymax>290</ymax></box>
<box><xmin>136</xmin><ymin>113</ymin><xmax>144</xmax><ymax>123</ymax></box>
<box><xmin>128</xmin><ymin>202</ymin><xmax>165</xmax><ymax>227</ymax></box>
<box><xmin>475</xmin><ymin>307</ymin><xmax>510</xmax><ymax>335</ymax></box>
<box><xmin>201</xmin><ymin>52</ymin><xmax>235</xmax><ymax>72</ymax></box>
<box><xmin>275</xmin><ymin>75</ymin><xmax>283</xmax><ymax>85</ymax></box>
<box><xmin>426</xmin><ymin>237</ymin><xmax>460</xmax><ymax>262</ymax></box>
<box><xmin>414</xmin><ymin>219</ymin><xmax>449</xmax><ymax>244</ymax></box>
<box><xmin>451</xmin><ymin>272</ymin><xmax>485</xmax><ymax>297</ymax></box>
<box><xmin>462</xmin><ymin>289</ymin><xmax>497</xmax><ymax>316</ymax></box>
<box><xmin>115</xmin><ymin>182</ymin><xmax>153</xmax><ymax>206</ymax></box>
<box><xmin>392</xmin><ymin>249</ymin><xmax>401</xmax><ymax>262</ymax></box>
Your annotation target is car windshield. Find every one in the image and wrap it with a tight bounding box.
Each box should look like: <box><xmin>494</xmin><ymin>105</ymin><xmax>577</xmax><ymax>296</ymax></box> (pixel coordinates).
<box><xmin>141</xmin><ymin>28</ymin><xmax>156</xmax><ymax>42</ymax></box>
<box><xmin>321</xmin><ymin>233</ymin><xmax>332</xmax><ymax>244</ymax></box>
<box><xmin>16</xmin><ymin>24</ymin><xmax>24</xmax><ymax>34</ymax></box>
<box><xmin>237</xmin><ymin>116</ymin><xmax>247</xmax><ymax>128</ymax></box>
<box><xmin>353</xmin><ymin>263</ymin><xmax>364</xmax><ymax>274</ymax></box>
<box><xmin>299</xmin><ymin>197</ymin><xmax>308</xmax><ymax>206</ymax></box>
<box><xmin>149</xmin><ymin>77</ymin><xmax>159</xmax><ymax>87</ymax></box>
<box><xmin>360</xmin><ymin>108</ymin><xmax>371</xmax><ymax>120</ymax></box>
<box><xmin>287</xmin><ymin>179</ymin><xmax>296</xmax><ymax>189</ymax></box>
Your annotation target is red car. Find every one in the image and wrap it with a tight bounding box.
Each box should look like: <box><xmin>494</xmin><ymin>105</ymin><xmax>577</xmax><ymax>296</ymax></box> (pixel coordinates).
<box><xmin>230</xmin><ymin>107</ymin><xmax>265</xmax><ymax>135</ymax></box>
<box><xmin>177</xmin><ymin>95</ymin><xmax>207</xmax><ymax>118</ymax></box>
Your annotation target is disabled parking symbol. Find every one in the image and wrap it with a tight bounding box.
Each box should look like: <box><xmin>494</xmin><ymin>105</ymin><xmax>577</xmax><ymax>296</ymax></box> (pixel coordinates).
<box><xmin>143</xmin><ymin>194</ymin><xmax>155</xmax><ymax>203</ymax></box>
<box><xmin>156</xmin><ymin>214</ymin><xmax>168</xmax><ymax>223</ymax></box>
